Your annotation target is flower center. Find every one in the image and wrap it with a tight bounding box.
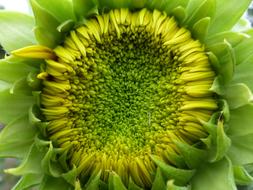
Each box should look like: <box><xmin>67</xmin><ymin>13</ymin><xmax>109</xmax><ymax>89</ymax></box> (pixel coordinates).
<box><xmin>40</xmin><ymin>9</ymin><xmax>217</xmax><ymax>187</ymax></box>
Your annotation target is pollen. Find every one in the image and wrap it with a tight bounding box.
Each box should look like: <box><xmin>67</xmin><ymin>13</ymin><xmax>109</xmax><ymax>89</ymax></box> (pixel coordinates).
<box><xmin>39</xmin><ymin>9</ymin><xmax>217</xmax><ymax>188</ymax></box>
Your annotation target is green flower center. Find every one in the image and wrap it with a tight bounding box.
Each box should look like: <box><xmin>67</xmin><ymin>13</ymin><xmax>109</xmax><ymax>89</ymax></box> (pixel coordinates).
<box><xmin>40</xmin><ymin>9</ymin><xmax>217</xmax><ymax>187</ymax></box>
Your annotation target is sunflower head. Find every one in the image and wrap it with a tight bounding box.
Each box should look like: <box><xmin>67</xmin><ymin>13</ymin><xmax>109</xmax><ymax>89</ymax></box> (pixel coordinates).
<box><xmin>0</xmin><ymin>0</ymin><xmax>253</xmax><ymax>190</ymax></box>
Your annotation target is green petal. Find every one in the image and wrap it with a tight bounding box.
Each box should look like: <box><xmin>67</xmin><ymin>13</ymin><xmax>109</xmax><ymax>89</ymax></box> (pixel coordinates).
<box><xmin>0</xmin><ymin>81</ymin><xmax>11</xmax><ymax>92</ymax></box>
<box><xmin>208</xmin><ymin>40</ymin><xmax>235</xmax><ymax>86</ymax></box>
<box><xmin>191</xmin><ymin>17</ymin><xmax>210</xmax><ymax>42</ymax></box>
<box><xmin>12</xmin><ymin>173</ymin><xmax>43</xmax><ymax>190</ymax></box>
<box><xmin>163</xmin><ymin>0</ymin><xmax>189</xmax><ymax>15</ymax></box>
<box><xmin>0</xmin><ymin>56</ymin><xmax>38</xmax><ymax>84</ymax></box>
<box><xmin>85</xmin><ymin>171</ymin><xmax>101</xmax><ymax>190</ymax></box>
<box><xmin>109</xmin><ymin>172</ymin><xmax>127</xmax><ymax>190</ymax></box>
<box><xmin>128</xmin><ymin>178</ymin><xmax>143</xmax><ymax>190</ymax></box>
<box><xmin>0</xmin><ymin>89</ymin><xmax>35</xmax><ymax>124</ymax></box>
<box><xmin>191</xmin><ymin>158</ymin><xmax>236</xmax><ymax>190</ymax></box>
<box><xmin>30</xmin><ymin>0</ymin><xmax>63</xmax><ymax>48</ymax></box>
<box><xmin>202</xmin><ymin>116</ymin><xmax>231</xmax><ymax>162</ymax></box>
<box><xmin>184</xmin><ymin>0</ymin><xmax>215</xmax><ymax>29</ymax></box>
<box><xmin>234</xmin><ymin>35</ymin><xmax>253</xmax><ymax>66</ymax></box>
<box><xmin>185</xmin><ymin>0</ymin><xmax>205</xmax><ymax>17</ymax></box>
<box><xmin>213</xmin><ymin>120</ymin><xmax>231</xmax><ymax>162</ymax></box>
<box><xmin>0</xmin><ymin>11</ymin><xmax>36</xmax><ymax>52</ymax></box>
<box><xmin>10</xmin><ymin>77</ymin><xmax>33</xmax><ymax>96</ymax></box>
<box><xmin>61</xmin><ymin>166</ymin><xmax>78</xmax><ymax>186</ymax></box>
<box><xmin>205</xmin><ymin>32</ymin><xmax>248</xmax><ymax>48</ymax></box>
<box><xmin>39</xmin><ymin>175</ymin><xmax>72</xmax><ymax>190</ymax></box>
<box><xmin>27</xmin><ymin>71</ymin><xmax>41</xmax><ymax>90</ymax></box>
<box><xmin>171</xmin><ymin>7</ymin><xmax>187</xmax><ymax>24</ymax></box>
<box><xmin>6</xmin><ymin>143</ymin><xmax>45</xmax><ymax>175</ymax></box>
<box><xmin>151</xmin><ymin>156</ymin><xmax>195</xmax><ymax>186</ymax></box>
<box><xmin>227</xmin><ymin>104</ymin><xmax>253</xmax><ymax>165</ymax></box>
<box><xmin>223</xmin><ymin>83</ymin><xmax>253</xmax><ymax>109</ymax></box>
<box><xmin>227</xmin><ymin>104</ymin><xmax>253</xmax><ymax>137</ymax></box>
<box><xmin>73</xmin><ymin>0</ymin><xmax>98</xmax><ymax>20</ymax></box>
<box><xmin>41</xmin><ymin>142</ymin><xmax>64</xmax><ymax>177</ymax></box>
<box><xmin>174</xmin><ymin>141</ymin><xmax>207</xmax><ymax>169</ymax></box>
<box><xmin>233</xmin><ymin>18</ymin><xmax>252</xmax><ymax>32</ymax></box>
<box><xmin>232</xmin><ymin>53</ymin><xmax>253</xmax><ymax>92</ymax></box>
<box><xmin>57</xmin><ymin>20</ymin><xmax>75</xmax><ymax>33</ymax></box>
<box><xmin>167</xmin><ymin>180</ymin><xmax>189</xmax><ymax>190</ymax></box>
<box><xmin>0</xmin><ymin>114</ymin><xmax>37</xmax><ymax>158</ymax></box>
<box><xmin>208</xmin><ymin>0</ymin><xmax>251</xmax><ymax>35</ymax></box>
<box><xmin>32</xmin><ymin>0</ymin><xmax>76</xmax><ymax>22</ymax></box>
<box><xmin>98</xmin><ymin>0</ymin><xmax>131</xmax><ymax>10</ymax></box>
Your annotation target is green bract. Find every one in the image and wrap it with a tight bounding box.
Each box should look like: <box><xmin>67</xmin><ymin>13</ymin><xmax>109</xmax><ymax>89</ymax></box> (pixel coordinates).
<box><xmin>0</xmin><ymin>0</ymin><xmax>253</xmax><ymax>189</ymax></box>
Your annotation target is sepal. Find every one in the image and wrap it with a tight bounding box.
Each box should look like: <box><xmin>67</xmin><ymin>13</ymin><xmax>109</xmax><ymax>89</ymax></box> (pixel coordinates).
<box><xmin>151</xmin><ymin>156</ymin><xmax>195</xmax><ymax>186</ymax></box>
<box><xmin>151</xmin><ymin>168</ymin><xmax>166</xmax><ymax>190</ymax></box>
<box><xmin>0</xmin><ymin>11</ymin><xmax>36</xmax><ymax>52</ymax></box>
<box><xmin>233</xmin><ymin>165</ymin><xmax>253</xmax><ymax>186</ymax></box>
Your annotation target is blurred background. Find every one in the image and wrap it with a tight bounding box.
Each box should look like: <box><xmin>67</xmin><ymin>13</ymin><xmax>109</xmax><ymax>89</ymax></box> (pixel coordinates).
<box><xmin>1</xmin><ymin>0</ymin><xmax>253</xmax><ymax>189</ymax></box>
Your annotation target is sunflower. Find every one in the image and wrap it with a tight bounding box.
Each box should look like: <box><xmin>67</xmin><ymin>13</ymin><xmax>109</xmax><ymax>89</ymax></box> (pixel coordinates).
<box><xmin>0</xmin><ymin>0</ymin><xmax>253</xmax><ymax>189</ymax></box>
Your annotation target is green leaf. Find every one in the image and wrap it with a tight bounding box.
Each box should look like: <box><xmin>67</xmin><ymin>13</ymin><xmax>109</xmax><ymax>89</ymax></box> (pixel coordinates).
<box><xmin>151</xmin><ymin>156</ymin><xmax>195</xmax><ymax>186</ymax></box>
<box><xmin>12</xmin><ymin>173</ymin><xmax>43</xmax><ymax>190</ymax></box>
<box><xmin>191</xmin><ymin>158</ymin><xmax>237</xmax><ymax>190</ymax></box>
<box><xmin>5</xmin><ymin>143</ymin><xmax>46</xmax><ymax>175</ymax></box>
<box><xmin>0</xmin><ymin>11</ymin><xmax>36</xmax><ymax>52</ymax></box>
<box><xmin>223</xmin><ymin>83</ymin><xmax>253</xmax><ymax>109</ymax></box>
<box><xmin>0</xmin><ymin>114</ymin><xmax>37</xmax><ymax>158</ymax></box>
<box><xmin>32</xmin><ymin>0</ymin><xmax>76</xmax><ymax>22</ymax></box>
<box><xmin>30</xmin><ymin>0</ymin><xmax>63</xmax><ymax>48</ymax></box>
<box><xmin>108</xmin><ymin>171</ymin><xmax>127</xmax><ymax>190</ymax></box>
<box><xmin>206</xmin><ymin>32</ymin><xmax>248</xmax><ymax>47</ymax></box>
<box><xmin>184</xmin><ymin>0</ymin><xmax>215</xmax><ymax>28</ymax></box>
<box><xmin>233</xmin><ymin>166</ymin><xmax>253</xmax><ymax>185</ymax></box>
<box><xmin>151</xmin><ymin>168</ymin><xmax>166</xmax><ymax>190</ymax></box>
<box><xmin>208</xmin><ymin>0</ymin><xmax>252</xmax><ymax>35</ymax></box>
<box><xmin>192</xmin><ymin>17</ymin><xmax>210</xmax><ymax>42</ymax></box>
<box><xmin>227</xmin><ymin>104</ymin><xmax>253</xmax><ymax>165</ymax></box>
<box><xmin>0</xmin><ymin>89</ymin><xmax>35</xmax><ymax>124</ymax></box>
<box><xmin>39</xmin><ymin>175</ymin><xmax>72</xmax><ymax>190</ymax></box>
